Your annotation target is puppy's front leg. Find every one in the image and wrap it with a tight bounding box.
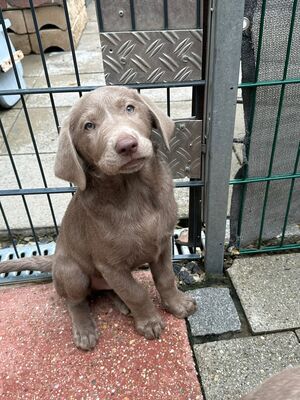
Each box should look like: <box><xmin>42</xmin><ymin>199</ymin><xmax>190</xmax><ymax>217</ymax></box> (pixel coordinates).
<box><xmin>150</xmin><ymin>241</ymin><xmax>197</xmax><ymax>318</ymax></box>
<box><xmin>97</xmin><ymin>264</ymin><xmax>165</xmax><ymax>339</ymax></box>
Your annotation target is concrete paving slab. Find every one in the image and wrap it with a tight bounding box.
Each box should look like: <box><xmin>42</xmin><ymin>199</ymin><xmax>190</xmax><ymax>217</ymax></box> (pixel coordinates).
<box><xmin>86</xmin><ymin>0</ymin><xmax>98</xmax><ymax>22</ymax></box>
<box><xmin>168</xmin><ymin>101</ymin><xmax>193</xmax><ymax>119</ymax></box>
<box><xmin>22</xmin><ymin>54</ymin><xmax>44</xmax><ymax>78</ymax></box>
<box><xmin>0</xmin><ymin>153</ymin><xmax>71</xmax><ymax>231</ymax></box>
<box><xmin>194</xmin><ymin>332</ymin><xmax>300</xmax><ymax>400</ymax></box>
<box><xmin>1</xmin><ymin>107</ymin><xmax>70</xmax><ymax>155</ymax></box>
<box><xmin>230</xmin><ymin>156</ymin><xmax>242</xmax><ymax>219</ymax></box>
<box><xmin>4</xmin><ymin>76</ymin><xmax>38</xmax><ymax>110</ymax></box>
<box><xmin>85</xmin><ymin>21</ymin><xmax>99</xmax><ymax>34</ymax></box>
<box><xmin>46</xmin><ymin>50</ymin><xmax>103</xmax><ymax>75</ymax></box>
<box><xmin>26</xmin><ymin>73</ymin><xmax>105</xmax><ymax>108</ymax></box>
<box><xmin>0</xmin><ymin>153</ymin><xmax>62</xmax><ymax>190</ymax></box>
<box><xmin>228</xmin><ymin>149</ymin><xmax>243</xmax><ymax>215</ymax></box>
<box><xmin>140</xmin><ymin>87</ymin><xmax>193</xmax><ymax>103</ymax></box>
<box><xmin>0</xmin><ymin>192</ymin><xmax>71</xmax><ymax>232</ymax></box>
<box><xmin>77</xmin><ymin>32</ymin><xmax>102</xmax><ymax>52</ymax></box>
<box><xmin>234</xmin><ymin>103</ymin><xmax>245</xmax><ymax>139</ymax></box>
<box><xmin>0</xmin><ymin>109</ymin><xmax>20</xmax><ymax>152</ymax></box>
<box><xmin>229</xmin><ymin>254</ymin><xmax>300</xmax><ymax>333</ymax></box>
<box><xmin>188</xmin><ymin>288</ymin><xmax>241</xmax><ymax>336</ymax></box>
<box><xmin>0</xmin><ymin>151</ymin><xmax>191</xmax><ymax>229</ymax></box>
<box><xmin>233</xmin><ymin>143</ymin><xmax>243</xmax><ymax>166</ymax></box>
<box><xmin>0</xmin><ymin>271</ymin><xmax>202</xmax><ymax>400</ymax></box>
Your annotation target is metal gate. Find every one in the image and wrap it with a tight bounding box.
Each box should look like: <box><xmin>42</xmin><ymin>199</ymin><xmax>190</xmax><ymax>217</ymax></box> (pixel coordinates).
<box><xmin>0</xmin><ymin>0</ymin><xmax>210</xmax><ymax>274</ymax></box>
<box><xmin>0</xmin><ymin>0</ymin><xmax>245</xmax><ymax>277</ymax></box>
<box><xmin>2</xmin><ymin>0</ymin><xmax>297</xmax><ymax>278</ymax></box>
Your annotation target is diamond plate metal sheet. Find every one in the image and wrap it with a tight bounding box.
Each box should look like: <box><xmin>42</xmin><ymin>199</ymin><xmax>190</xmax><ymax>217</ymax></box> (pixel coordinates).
<box><xmin>151</xmin><ymin>119</ymin><xmax>202</xmax><ymax>179</ymax></box>
<box><xmin>100</xmin><ymin>30</ymin><xmax>202</xmax><ymax>84</ymax></box>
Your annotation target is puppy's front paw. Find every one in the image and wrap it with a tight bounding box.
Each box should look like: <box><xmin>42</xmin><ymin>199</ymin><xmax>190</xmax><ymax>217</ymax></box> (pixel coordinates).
<box><xmin>73</xmin><ymin>320</ymin><xmax>99</xmax><ymax>351</ymax></box>
<box><xmin>135</xmin><ymin>315</ymin><xmax>166</xmax><ymax>339</ymax></box>
<box><xmin>163</xmin><ymin>291</ymin><xmax>197</xmax><ymax>319</ymax></box>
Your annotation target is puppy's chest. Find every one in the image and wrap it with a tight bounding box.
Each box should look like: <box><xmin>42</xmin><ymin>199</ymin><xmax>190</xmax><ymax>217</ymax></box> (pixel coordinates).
<box><xmin>111</xmin><ymin>201</ymin><xmax>164</xmax><ymax>242</ymax></box>
<box><xmin>100</xmin><ymin>194</ymin><xmax>172</xmax><ymax>263</ymax></box>
<box><xmin>115</xmin><ymin>210</ymin><xmax>164</xmax><ymax>264</ymax></box>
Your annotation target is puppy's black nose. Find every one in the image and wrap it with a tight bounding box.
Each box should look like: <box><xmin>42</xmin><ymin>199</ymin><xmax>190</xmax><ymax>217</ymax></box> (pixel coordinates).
<box><xmin>115</xmin><ymin>136</ymin><xmax>138</xmax><ymax>156</ymax></box>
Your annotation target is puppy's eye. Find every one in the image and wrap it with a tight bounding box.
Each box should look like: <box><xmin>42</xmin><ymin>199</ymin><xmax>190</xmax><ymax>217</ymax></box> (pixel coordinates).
<box><xmin>126</xmin><ymin>105</ymin><xmax>135</xmax><ymax>113</ymax></box>
<box><xmin>84</xmin><ymin>122</ymin><xmax>95</xmax><ymax>130</ymax></box>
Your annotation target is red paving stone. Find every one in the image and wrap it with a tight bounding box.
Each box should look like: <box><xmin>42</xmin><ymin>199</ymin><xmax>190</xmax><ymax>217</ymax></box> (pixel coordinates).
<box><xmin>0</xmin><ymin>271</ymin><xmax>202</xmax><ymax>400</ymax></box>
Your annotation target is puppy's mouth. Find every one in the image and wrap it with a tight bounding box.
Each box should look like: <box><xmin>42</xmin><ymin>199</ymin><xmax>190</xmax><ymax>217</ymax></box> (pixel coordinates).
<box><xmin>120</xmin><ymin>157</ymin><xmax>146</xmax><ymax>172</ymax></box>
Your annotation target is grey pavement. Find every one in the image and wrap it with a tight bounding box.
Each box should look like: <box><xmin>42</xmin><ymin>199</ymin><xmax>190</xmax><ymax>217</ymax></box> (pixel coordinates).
<box><xmin>190</xmin><ymin>253</ymin><xmax>300</xmax><ymax>399</ymax></box>
<box><xmin>228</xmin><ymin>253</ymin><xmax>300</xmax><ymax>333</ymax></box>
<box><xmin>194</xmin><ymin>332</ymin><xmax>300</xmax><ymax>400</ymax></box>
<box><xmin>188</xmin><ymin>287</ymin><xmax>241</xmax><ymax>336</ymax></box>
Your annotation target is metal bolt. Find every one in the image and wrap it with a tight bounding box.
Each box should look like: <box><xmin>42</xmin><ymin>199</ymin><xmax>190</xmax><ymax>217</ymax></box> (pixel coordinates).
<box><xmin>179</xmin><ymin>123</ymin><xmax>185</xmax><ymax>130</ymax></box>
<box><xmin>185</xmin><ymin>166</ymin><xmax>190</xmax><ymax>173</ymax></box>
<box><xmin>182</xmin><ymin>55</ymin><xmax>188</xmax><ymax>62</ymax></box>
<box><xmin>119</xmin><ymin>10</ymin><xmax>124</xmax><ymax>17</ymax></box>
<box><xmin>120</xmin><ymin>57</ymin><xmax>126</xmax><ymax>65</ymax></box>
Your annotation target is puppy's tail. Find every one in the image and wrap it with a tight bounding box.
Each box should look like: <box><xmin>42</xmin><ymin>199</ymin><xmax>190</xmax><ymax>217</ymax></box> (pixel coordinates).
<box><xmin>0</xmin><ymin>255</ymin><xmax>53</xmax><ymax>274</ymax></box>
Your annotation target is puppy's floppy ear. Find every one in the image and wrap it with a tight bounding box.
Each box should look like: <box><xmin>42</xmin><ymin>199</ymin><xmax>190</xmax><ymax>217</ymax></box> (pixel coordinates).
<box><xmin>54</xmin><ymin>117</ymin><xmax>86</xmax><ymax>191</ymax></box>
<box><xmin>139</xmin><ymin>94</ymin><xmax>175</xmax><ymax>150</ymax></box>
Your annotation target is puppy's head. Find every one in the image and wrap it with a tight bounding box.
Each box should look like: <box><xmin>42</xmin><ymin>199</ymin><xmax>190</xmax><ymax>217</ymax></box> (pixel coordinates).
<box><xmin>55</xmin><ymin>86</ymin><xmax>174</xmax><ymax>190</ymax></box>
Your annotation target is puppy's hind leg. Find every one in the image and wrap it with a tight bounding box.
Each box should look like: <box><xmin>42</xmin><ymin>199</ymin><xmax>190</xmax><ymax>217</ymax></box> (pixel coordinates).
<box><xmin>53</xmin><ymin>258</ymin><xmax>99</xmax><ymax>351</ymax></box>
<box><xmin>67</xmin><ymin>300</ymin><xmax>99</xmax><ymax>351</ymax></box>
<box><xmin>107</xmin><ymin>291</ymin><xmax>131</xmax><ymax>315</ymax></box>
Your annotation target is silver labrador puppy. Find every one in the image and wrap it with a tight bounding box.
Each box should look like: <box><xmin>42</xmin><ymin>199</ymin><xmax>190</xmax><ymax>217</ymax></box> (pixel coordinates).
<box><xmin>0</xmin><ymin>86</ymin><xmax>197</xmax><ymax>350</ymax></box>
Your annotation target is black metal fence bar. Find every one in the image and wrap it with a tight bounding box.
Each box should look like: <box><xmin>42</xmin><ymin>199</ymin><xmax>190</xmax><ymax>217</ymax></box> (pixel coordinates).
<box><xmin>0</xmin><ymin>180</ymin><xmax>205</xmax><ymax>198</ymax></box>
<box><xmin>196</xmin><ymin>0</ymin><xmax>201</xmax><ymax>28</ymax></box>
<box><xmin>129</xmin><ymin>0</ymin><xmax>136</xmax><ymax>30</ymax></box>
<box><xmin>0</xmin><ymin>9</ymin><xmax>59</xmax><ymax>236</ymax></box>
<box><xmin>0</xmin><ymin>121</ymin><xmax>41</xmax><ymax>255</ymax></box>
<box><xmin>0</xmin><ymin>81</ymin><xmax>206</xmax><ymax>96</ymax></box>
<box><xmin>0</xmin><ymin>201</ymin><xmax>19</xmax><ymax>258</ymax></box>
<box><xmin>28</xmin><ymin>0</ymin><xmax>59</xmax><ymax>132</ymax></box>
<box><xmin>62</xmin><ymin>0</ymin><xmax>82</xmax><ymax>96</ymax></box>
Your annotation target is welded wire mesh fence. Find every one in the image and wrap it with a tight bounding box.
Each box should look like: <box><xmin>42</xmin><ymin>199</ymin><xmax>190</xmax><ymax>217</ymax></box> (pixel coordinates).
<box><xmin>230</xmin><ymin>0</ymin><xmax>300</xmax><ymax>254</ymax></box>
